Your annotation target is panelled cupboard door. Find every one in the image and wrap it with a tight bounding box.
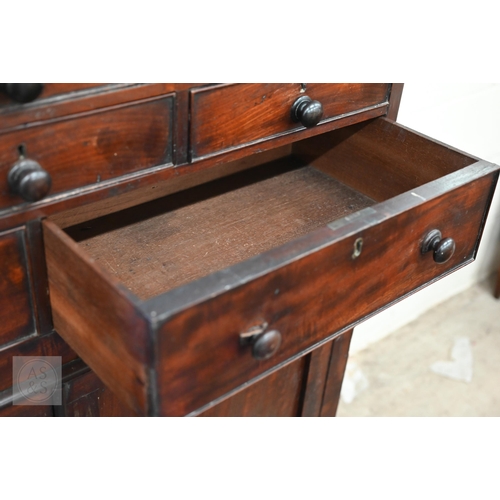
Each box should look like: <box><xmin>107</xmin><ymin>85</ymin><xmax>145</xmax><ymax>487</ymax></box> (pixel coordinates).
<box><xmin>198</xmin><ymin>329</ymin><xmax>353</xmax><ymax>417</ymax></box>
<box><xmin>42</xmin><ymin>117</ymin><xmax>499</xmax><ymax>416</ymax></box>
<box><xmin>198</xmin><ymin>356</ymin><xmax>308</xmax><ymax>417</ymax></box>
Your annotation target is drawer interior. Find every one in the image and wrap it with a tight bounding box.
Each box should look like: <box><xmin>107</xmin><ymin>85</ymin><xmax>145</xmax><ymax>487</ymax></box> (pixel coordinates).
<box><xmin>63</xmin><ymin>118</ymin><xmax>477</xmax><ymax>302</ymax></box>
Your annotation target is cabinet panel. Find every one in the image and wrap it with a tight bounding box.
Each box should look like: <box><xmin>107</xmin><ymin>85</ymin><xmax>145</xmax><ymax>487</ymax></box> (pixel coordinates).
<box><xmin>199</xmin><ymin>356</ymin><xmax>308</xmax><ymax>417</ymax></box>
<box><xmin>0</xmin><ymin>229</ymin><xmax>35</xmax><ymax>348</ymax></box>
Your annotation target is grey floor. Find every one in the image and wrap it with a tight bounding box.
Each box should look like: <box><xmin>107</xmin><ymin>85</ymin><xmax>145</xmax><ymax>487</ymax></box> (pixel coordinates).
<box><xmin>337</xmin><ymin>274</ymin><xmax>500</xmax><ymax>417</ymax></box>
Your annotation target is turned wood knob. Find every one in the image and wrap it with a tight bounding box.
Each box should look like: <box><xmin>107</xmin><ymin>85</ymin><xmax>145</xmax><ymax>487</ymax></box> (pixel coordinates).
<box><xmin>291</xmin><ymin>95</ymin><xmax>323</xmax><ymax>127</ymax></box>
<box><xmin>421</xmin><ymin>229</ymin><xmax>456</xmax><ymax>264</ymax></box>
<box><xmin>0</xmin><ymin>83</ymin><xmax>44</xmax><ymax>103</ymax></box>
<box><xmin>241</xmin><ymin>325</ymin><xmax>282</xmax><ymax>360</ymax></box>
<box><xmin>252</xmin><ymin>330</ymin><xmax>282</xmax><ymax>360</ymax></box>
<box><xmin>8</xmin><ymin>158</ymin><xmax>52</xmax><ymax>202</ymax></box>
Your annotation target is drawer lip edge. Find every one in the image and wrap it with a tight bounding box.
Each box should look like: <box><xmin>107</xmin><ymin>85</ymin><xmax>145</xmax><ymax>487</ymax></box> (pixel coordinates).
<box><xmin>141</xmin><ymin>159</ymin><xmax>499</xmax><ymax>322</ymax></box>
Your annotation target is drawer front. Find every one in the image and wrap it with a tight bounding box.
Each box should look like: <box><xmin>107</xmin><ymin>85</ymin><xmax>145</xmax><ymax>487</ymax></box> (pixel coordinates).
<box><xmin>0</xmin><ymin>229</ymin><xmax>36</xmax><ymax>348</ymax></box>
<box><xmin>0</xmin><ymin>84</ymin><xmax>107</xmax><ymax>108</ymax></box>
<box><xmin>0</xmin><ymin>95</ymin><xmax>174</xmax><ymax>210</ymax></box>
<box><xmin>154</xmin><ymin>170</ymin><xmax>497</xmax><ymax>415</ymax></box>
<box><xmin>190</xmin><ymin>83</ymin><xmax>390</xmax><ymax>159</ymax></box>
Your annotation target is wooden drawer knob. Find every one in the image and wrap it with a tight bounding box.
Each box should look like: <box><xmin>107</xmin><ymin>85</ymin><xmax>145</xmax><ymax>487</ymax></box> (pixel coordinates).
<box><xmin>8</xmin><ymin>158</ymin><xmax>52</xmax><ymax>202</ymax></box>
<box><xmin>0</xmin><ymin>83</ymin><xmax>44</xmax><ymax>103</ymax></box>
<box><xmin>422</xmin><ymin>229</ymin><xmax>456</xmax><ymax>264</ymax></box>
<box><xmin>291</xmin><ymin>96</ymin><xmax>323</xmax><ymax>128</ymax></box>
<box><xmin>252</xmin><ymin>330</ymin><xmax>282</xmax><ymax>360</ymax></box>
<box><xmin>240</xmin><ymin>325</ymin><xmax>282</xmax><ymax>360</ymax></box>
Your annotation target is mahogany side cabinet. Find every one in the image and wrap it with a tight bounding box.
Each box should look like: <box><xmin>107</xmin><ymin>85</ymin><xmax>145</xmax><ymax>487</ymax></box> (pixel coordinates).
<box><xmin>0</xmin><ymin>83</ymin><xmax>497</xmax><ymax>416</ymax></box>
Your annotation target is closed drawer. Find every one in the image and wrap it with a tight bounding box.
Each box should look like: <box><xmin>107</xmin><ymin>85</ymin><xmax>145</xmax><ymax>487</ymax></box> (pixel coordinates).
<box><xmin>42</xmin><ymin>118</ymin><xmax>499</xmax><ymax>416</ymax></box>
<box><xmin>190</xmin><ymin>83</ymin><xmax>390</xmax><ymax>159</ymax></box>
<box><xmin>0</xmin><ymin>228</ymin><xmax>36</xmax><ymax>348</ymax></box>
<box><xmin>0</xmin><ymin>84</ymin><xmax>107</xmax><ymax>108</ymax></box>
<box><xmin>0</xmin><ymin>95</ymin><xmax>173</xmax><ymax>210</ymax></box>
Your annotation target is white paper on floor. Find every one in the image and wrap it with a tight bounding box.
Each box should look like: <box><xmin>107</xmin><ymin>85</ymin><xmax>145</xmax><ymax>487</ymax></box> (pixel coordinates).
<box><xmin>430</xmin><ymin>337</ymin><xmax>473</xmax><ymax>383</ymax></box>
<box><xmin>340</xmin><ymin>361</ymin><xmax>369</xmax><ymax>404</ymax></box>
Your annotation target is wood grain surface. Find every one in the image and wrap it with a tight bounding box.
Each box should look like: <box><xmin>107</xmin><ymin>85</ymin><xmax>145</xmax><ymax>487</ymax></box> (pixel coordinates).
<box><xmin>43</xmin><ymin>219</ymin><xmax>151</xmax><ymax>415</ymax></box>
<box><xmin>0</xmin><ymin>84</ymin><xmax>107</xmax><ymax>109</ymax></box>
<box><xmin>0</xmin><ymin>229</ymin><xmax>36</xmax><ymax>348</ymax></box>
<box><xmin>319</xmin><ymin>330</ymin><xmax>353</xmax><ymax>416</ymax></box>
<box><xmin>0</xmin><ymin>98</ymin><xmax>387</xmax><ymax>233</ymax></box>
<box><xmin>0</xmin><ymin>332</ymin><xmax>77</xmax><ymax>394</ymax></box>
<box><xmin>58</xmin><ymin>367</ymin><xmax>139</xmax><ymax>417</ymax></box>
<box><xmin>0</xmin><ymin>84</ymin><xmax>193</xmax><ymax>134</ymax></box>
<box><xmin>0</xmin><ymin>95</ymin><xmax>173</xmax><ymax>210</ymax></box>
<box><xmin>191</xmin><ymin>83</ymin><xmax>390</xmax><ymax>159</ymax></box>
<box><xmin>0</xmin><ymin>402</ymin><xmax>53</xmax><ymax>417</ymax></box>
<box><xmin>300</xmin><ymin>340</ymin><xmax>336</xmax><ymax>417</ymax></box>
<box><xmin>67</xmin><ymin>159</ymin><xmax>374</xmax><ymax>300</ymax></box>
<box><xmin>152</xmin><ymin>168</ymin><xmax>497</xmax><ymax>415</ymax></box>
<box><xmin>294</xmin><ymin>118</ymin><xmax>477</xmax><ymax>202</ymax></box>
<box><xmin>199</xmin><ymin>355</ymin><xmax>308</xmax><ymax>417</ymax></box>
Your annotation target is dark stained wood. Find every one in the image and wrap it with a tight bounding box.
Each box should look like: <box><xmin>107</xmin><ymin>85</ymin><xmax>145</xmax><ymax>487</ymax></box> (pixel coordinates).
<box><xmin>319</xmin><ymin>329</ymin><xmax>353</xmax><ymax>416</ymax></box>
<box><xmin>0</xmin><ymin>228</ymin><xmax>36</xmax><ymax>348</ymax></box>
<box><xmin>191</xmin><ymin>83</ymin><xmax>390</xmax><ymax>159</ymax></box>
<box><xmin>301</xmin><ymin>340</ymin><xmax>335</xmax><ymax>417</ymax></box>
<box><xmin>0</xmin><ymin>402</ymin><xmax>53</xmax><ymax>417</ymax></box>
<box><xmin>199</xmin><ymin>356</ymin><xmax>307</xmax><ymax>417</ymax></box>
<box><xmin>0</xmin><ymin>83</ymin><xmax>195</xmax><ymax>134</ymax></box>
<box><xmin>173</xmin><ymin>89</ymin><xmax>191</xmax><ymax>166</ymax></box>
<box><xmin>50</xmin><ymin>145</ymin><xmax>293</xmax><ymax>229</ymax></box>
<box><xmin>2</xmin><ymin>83</ymin><xmax>496</xmax><ymax>418</ymax></box>
<box><xmin>293</xmin><ymin>118</ymin><xmax>478</xmax><ymax>202</ymax></box>
<box><xmin>67</xmin><ymin>160</ymin><xmax>374</xmax><ymax>300</ymax></box>
<box><xmin>198</xmin><ymin>328</ymin><xmax>354</xmax><ymax>417</ymax></box>
<box><xmin>57</xmin><ymin>365</ymin><xmax>138</xmax><ymax>417</ymax></box>
<box><xmin>386</xmin><ymin>83</ymin><xmax>404</xmax><ymax>121</ymax></box>
<box><xmin>0</xmin><ymin>95</ymin><xmax>173</xmax><ymax>210</ymax></box>
<box><xmin>25</xmin><ymin>220</ymin><xmax>53</xmax><ymax>336</ymax></box>
<box><xmin>0</xmin><ymin>84</ymin><xmax>107</xmax><ymax>108</ymax></box>
<box><xmin>0</xmin><ymin>331</ymin><xmax>78</xmax><ymax>394</ymax></box>
<box><xmin>43</xmin><ymin>219</ymin><xmax>151</xmax><ymax>415</ymax></box>
<box><xmin>0</xmin><ymin>104</ymin><xmax>388</xmax><ymax>233</ymax></box>
<box><xmin>8</xmin><ymin>158</ymin><xmax>52</xmax><ymax>202</ymax></box>
<box><xmin>152</xmin><ymin>167</ymin><xmax>497</xmax><ymax>415</ymax></box>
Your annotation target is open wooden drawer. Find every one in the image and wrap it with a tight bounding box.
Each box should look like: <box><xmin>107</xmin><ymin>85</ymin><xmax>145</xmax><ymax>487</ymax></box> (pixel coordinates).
<box><xmin>42</xmin><ymin>117</ymin><xmax>499</xmax><ymax>416</ymax></box>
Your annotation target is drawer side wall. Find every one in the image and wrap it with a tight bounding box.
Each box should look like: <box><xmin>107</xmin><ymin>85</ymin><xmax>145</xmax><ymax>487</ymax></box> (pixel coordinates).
<box><xmin>294</xmin><ymin>118</ymin><xmax>477</xmax><ymax>201</ymax></box>
<box><xmin>43</xmin><ymin>219</ymin><xmax>150</xmax><ymax>415</ymax></box>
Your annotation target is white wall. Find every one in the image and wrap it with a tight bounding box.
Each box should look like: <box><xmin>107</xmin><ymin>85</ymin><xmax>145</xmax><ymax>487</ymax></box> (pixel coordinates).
<box><xmin>350</xmin><ymin>83</ymin><xmax>500</xmax><ymax>354</ymax></box>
